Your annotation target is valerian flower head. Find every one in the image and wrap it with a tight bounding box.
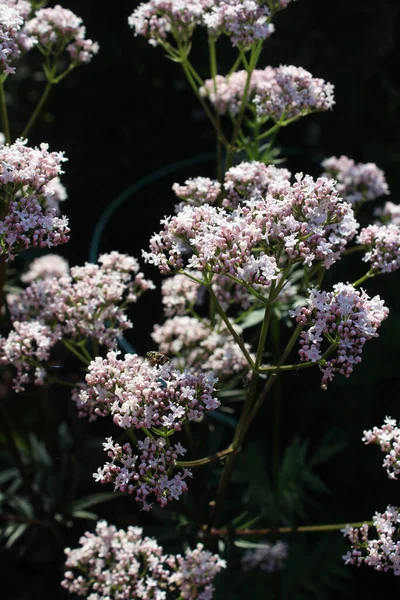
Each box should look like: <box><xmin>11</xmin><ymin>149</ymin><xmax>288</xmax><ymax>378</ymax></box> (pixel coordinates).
<box><xmin>167</xmin><ymin>543</ymin><xmax>227</xmax><ymax>599</ymax></box>
<box><xmin>342</xmin><ymin>506</ymin><xmax>400</xmax><ymax>575</ymax></box>
<box><xmin>128</xmin><ymin>0</ymin><xmax>212</xmax><ymax>47</ymax></box>
<box><xmin>358</xmin><ymin>224</ymin><xmax>400</xmax><ymax>274</ymax></box>
<box><xmin>21</xmin><ymin>253</ymin><xmax>69</xmax><ymax>282</ymax></box>
<box><xmin>77</xmin><ymin>349</ymin><xmax>219</xmax><ymax>429</ymax></box>
<box><xmin>363</xmin><ymin>417</ymin><xmax>400</xmax><ymax>480</ymax></box>
<box><xmin>200</xmin><ymin>66</ymin><xmax>334</xmax><ymax>121</ymax></box>
<box><xmin>25</xmin><ymin>5</ymin><xmax>99</xmax><ymax>66</ymax></box>
<box><xmin>0</xmin><ymin>3</ymin><xmax>24</xmax><ymax>74</ymax></box>
<box><xmin>203</xmin><ymin>0</ymin><xmax>274</xmax><ymax>49</ymax></box>
<box><xmin>9</xmin><ymin>251</ymin><xmax>153</xmax><ymax>347</ymax></box>
<box><xmin>0</xmin><ymin>320</ymin><xmax>61</xmax><ymax>392</ymax></box>
<box><xmin>291</xmin><ymin>283</ymin><xmax>389</xmax><ymax>389</ymax></box>
<box><xmin>94</xmin><ymin>435</ymin><xmax>192</xmax><ymax>510</ymax></box>
<box><xmin>223</xmin><ymin>161</ymin><xmax>291</xmax><ymax>209</ymax></box>
<box><xmin>173</xmin><ymin>177</ymin><xmax>222</xmax><ymax>212</ymax></box>
<box><xmin>374</xmin><ymin>201</ymin><xmax>400</xmax><ymax>226</ymax></box>
<box><xmin>254</xmin><ymin>65</ymin><xmax>334</xmax><ymax>121</ymax></box>
<box><xmin>62</xmin><ymin>520</ymin><xmax>225</xmax><ymax>598</ymax></box>
<box><xmin>322</xmin><ymin>155</ymin><xmax>389</xmax><ymax>205</ymax></box>
<box><xmin>241</xmin><ymin>541</ymin><xmax>288</xmax><ymax>572</ymax></box>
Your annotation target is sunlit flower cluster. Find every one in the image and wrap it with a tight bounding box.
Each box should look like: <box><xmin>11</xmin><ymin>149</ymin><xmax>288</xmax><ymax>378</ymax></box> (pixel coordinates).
<box><xmin>77</xmin><ymin>349</ymin><xmax>219</xmax><ymax>429</ymax></box>
<box><xmin>200</xmin><ymin>66</ymin><xmax>334</xmax><ymax>122</ymax></box>
<box><xmin>146</xmin><ymin>173</ymin><xmax>357</xmax><ymax>285</ymax></box>
<box><xmin>25</xmin><ymin>5</ymin><xmax>99</xmax><ymax>66</ymax></box>
<box><xmin>342</xmin><ymin>506</ymin><xmax>400</xmax><ymax>575</ymax></box>
<box><xmin>173</xmin><ymin>176</ymin><xmax>222</xmax><ymax>212</ymax></box>
<box><xmin>358</xmin><ymin>224</ymin><xmax>400</xmax><ymax>274</ymax></box>
<box><xmin>222</xmin><ymin>161</ymin><xmax>291</xmax><ymax>209</ymax></box>
<box><xmin>292</xmin><ymin>283</ymin><xmax>389</xmax><ymax>389</ymax></box>
<box><xmin>363</xmin><ymin>417</ymin><xmax>400</xmax><ymax>480</ymax></box>
<box><xmin>128</xmin><ymin>0</ymin><xmax>212</xmax><ymax>47</ymax></box>
<box><xmin>0</xmin><ymin>3</ymin><xmax>24</xmax><ymax>75</ymax></box>
<box><xmin>9</xmin><ymin>251</ymin><xmax>153</xmax><ymax>346</ymax></box>
<box><xmin>129</xmin><ymin>0</ymin><xmax>274</xmax><ymax>49</ymax></box>
<box><xmin>321</xmin><ymin>155</ymin><xmax>389</xmax><ymax>205</ymax></box>
<box><xmin>203</xmin><ymin>0</ymin><xmax>274</xmax><ymax>49</ymax></box>
<box><xmin>242</xmin><ymin>541</ymin><xmax>288</xmax><ymax>572</ymax></box>
<box><xmin>21</xmin><ymin>253</ymin><xmax>69</xmax><ymax>283</ymax></box>
<box><xmin>62</xmin><ymin>521</ymin><xmax>225</xmax><ymax>598</ymax></box>
<box><xmin>254</xmin><ymin>65</ymin><xmax>335</xmax><ymax>121</ymax></box>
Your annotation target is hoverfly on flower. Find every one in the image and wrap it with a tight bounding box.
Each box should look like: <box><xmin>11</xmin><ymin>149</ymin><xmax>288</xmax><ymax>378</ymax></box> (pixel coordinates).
<box><xmin>146</xmin><ymin>351</ymin><xmax>170</xmax><ymax>366</ymax></box>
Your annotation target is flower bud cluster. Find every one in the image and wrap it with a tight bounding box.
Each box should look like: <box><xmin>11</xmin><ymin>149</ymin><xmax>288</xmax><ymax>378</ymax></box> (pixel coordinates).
<box><xmin>363</xmin><ymin>417</ymin><xmax>400</xmax><ymax>480</ymax></box>
<box><xmin>129</xmin><ymin>0</ymin><xmax>274</xmax><ymax>49</ymax></box>
<box><xmin>0</xmin><ymin>3</ymin><xmax>24</xmax><ymax>75</ymax></box>
<box><xmin>342</xmin><ymin>506</ymin><xmax>400</xmax><ymax>575</ymax></box>
<box><xmin>173</xmin><ymin>161</ymin><xmax>291</xmax><ymax>212</ymax></box>
<box><xmin>321</xmin><ymin>155</ymin><xmax>389</xmax><ymax>205</ymax></box>
<box><xmin>62</xmin><ymin>520</ymin><xmax>225</xmax><ymax>599</ymax></box>
<box><xmin>152</xmin><ymin>315</ymin><xmax>253</xmax><ymax>379</ymax></box>
<box><xmin>10</xmin><ymin>252</ymin><xmax>153</xmax><ymax>346</ymax></box>
<box><xmin>77</xmin><ymin>350</ymin><xmax>219</xmax><ymax>429</ymax></box>
<box><xmin>21</xmin><ymin>253</ymin><xmax>69</xmax><ymax>283</ymax></box>
<box><xmin>292</xmin><ymin>283</ymin><xmax>389</xmax><ymax>389</ymax></box>
<box><xmin>94</xmin><ymin>436</ymin><xmax>191</xmax><ymax>510</ymax></box>
<box><xmin>200</xmin><ymin>66</ymin><xmax>334</xmax><ymax>121</ymax></box>
<box><xmin>25</xmin><ymin>5</ymin><xmax>99</xmax><ymax>66</ymax></box>
<box><xmin>203</xmin><ymin>1</ymin><xmax>274</xmax><ymax>49</ymax></box>
<box><xmin>254</xmin><ymin>65</ymin><xmax>335</xmax><ymax>121</ymax></box>
<box><xmin>173</xmin><ymin>176</ymin><xmax>222</xmax><ymax>212</ymax></box>
<box><xmin>241</xmin><ymin>541</ymin><xmax>288</xmax><ymax>572</ymax></box>
<box><xmin>0</xmin><ymin>321</ymin><xmax>60</xmax><ymax>392</ymax></box>
<box><xmin>3</xmin><ymin>253</ymin><xmax>153</xmax><ymax>390</ymax></box>
<box><xmin>146</xmin><ymin>173</ymin><xmax>357</xmax><ymax>281</ymax></box>
<box><xmin>0</xmin><ymin>138</ymin><xmax>69</xmax><ymax>259</ymax></box>
<box><xmin>358</xmin><ymin>224</ymin><xmax>400</xmax><ymax>274</ymax></box>
<box><xmin>167</xmin><ymin>543</ymin><xmax>227</xmax><ymax>599</ymax></box>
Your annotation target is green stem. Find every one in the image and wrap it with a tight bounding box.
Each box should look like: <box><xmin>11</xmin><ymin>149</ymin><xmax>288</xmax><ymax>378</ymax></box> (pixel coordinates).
<box><xmin>62</xmin><ymin>340</ymin><xmax>90</xmax><ymax>365</ymax></box>
<box><xmin>176</xmin><ymin>447</ymin><xmax>235</xmax><ymax>468</ymax></box>
<box><xmin>352</xmin><ymin>269</ymin><xmax>375</xmax><ymax>287</ymax></box>
<box><xmin>206</xmin><ymin>283</ymin><xmax>255</xmax><ymax>370</ymax></box>
<box><xmin>227</xmin><ymin>44</ymin><xmax>262</xmax><ymax>168</ymax></box>
<box><xmin>257</xmin><ymin>114</ymin><xmax>300</xmax><ymax>141</ymax></box>
<box><xmin>181</xmin><ymin>58</ymin><xmax>229</xmax><ymax>149</ymax></box>
<box><xmin>21</xmin><ymin>80</ymin><xmax>53</xmax><ymax>139</ymax></box>
<box><xmin>0</xmin><ymin>77</ymin><xmax>11</xmax><ymax>143</ymax></box>
<box><xmin>208</xmin><ymin>520</ymin><xmax>374</xmax><ymax>536</ymax></box>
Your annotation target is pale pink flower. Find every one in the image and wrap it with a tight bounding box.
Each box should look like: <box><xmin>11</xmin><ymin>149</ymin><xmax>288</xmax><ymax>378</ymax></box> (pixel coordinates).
<box><xmin>62</xmin><ymin>520</ymin><xmax>225</xmax><ymax>598</ymax></box>
<box><xmin>21</xmin><ymin>253</ymin><xmax>69</xmax><ymax>282</ymax></box>
<box><xmin>343</xmin><ymin>506</ymin><xmax>400</xmax><ymax>575</ymax></box>
<box><xmin>292</xmin><ymin>283</ymin><xmax>389</xmax><ymax>389</ymax></box>
<box><xmin>374</xmin><ymin>201</ymin><xmax>400</xmax><ymax>226</ymax></box>
<box><xmin>94</xmin><ymin>435</ymin><xmax>192</xmax><ymax>509</ymax></box>
<box><xmin>358</xmin><ymin>224</ymin><xmax>400</xmax><ymax>274</ymax></box>
<box><xmin>0</xmin><ymin>320</ymin><xmax>61</xmax><ymax>392</ymax></box>
<box><xmin>322</xmin><ymin>155</ymin><xmax>389</xmax><ymax>205</ymax></box>
<box><xmin>167</xmin><ymin>543</ymin><xmax>226</xmax><ymax>599</ymax></box>
<box><xmin>363</xmin><ymin>417</ymin><xmax>400</xmax><ymax>480</ymax></box>
<box><xmin>78</xmin><ymin>350</ymin><xmax>219</xmax><ymax>429</ymax></box>
<box><xmin>25</xmin><ymin>5</ymin><xmax>98</xmax><ymax>65</ymax></box>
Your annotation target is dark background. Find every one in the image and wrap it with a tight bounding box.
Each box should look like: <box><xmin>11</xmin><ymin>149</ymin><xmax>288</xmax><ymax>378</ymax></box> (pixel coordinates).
<box><xmin>3</xmin><ymin>0</ymin><xmax>400</xmax><ymax>598</ymax></box>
